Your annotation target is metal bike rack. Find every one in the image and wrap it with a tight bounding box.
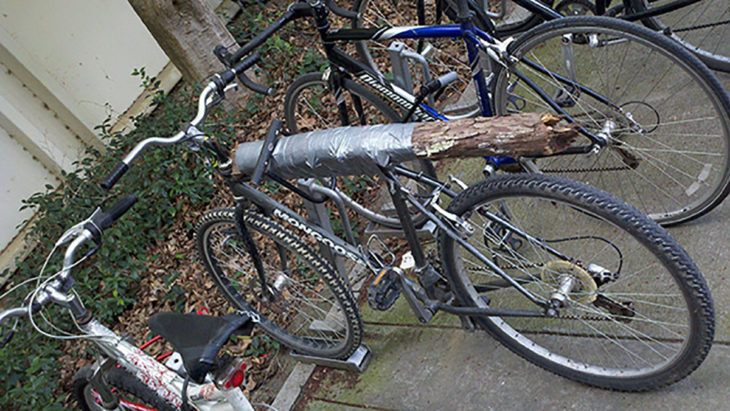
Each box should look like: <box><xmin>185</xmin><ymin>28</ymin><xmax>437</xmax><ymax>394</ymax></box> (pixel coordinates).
<box><xmin>289</xmin><ymin>344</ymin><xmax>372</xmax><ymax>373</ymax></box>
<box><xmin>298</xmin><ymin>182</ymin><xmax>348</xmax><ymax>281</ymax></box>
<box><xmin>387</xmin><ymin>41</ymin><xmax>436</xmax><ymax>107</ymax></box>
<box><xmin>364</xmin><ymin>219</ymin><xmax>436</xmax><ymax>241</ymax></box>
<box><xmin>294</xmin><ymin>179</ymin><xmax>373</xmax><ymax>373</ymax></box>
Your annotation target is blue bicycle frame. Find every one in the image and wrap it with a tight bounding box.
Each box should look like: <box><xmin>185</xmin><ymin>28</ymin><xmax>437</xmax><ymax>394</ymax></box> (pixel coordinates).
<box><xmin>236</xmin><ymin>0</ymin><xmax>607</xmax><ymax>161</ymax></box>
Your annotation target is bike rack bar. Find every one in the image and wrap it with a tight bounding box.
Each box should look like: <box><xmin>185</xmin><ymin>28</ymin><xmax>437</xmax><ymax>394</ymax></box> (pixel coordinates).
<box><xmin>289</xmin><ymin>344</ymin><xmax>372</xmax><ymax>373</ymax></box>
<box><xmin>387</xmin><ymin>41</ymin><xmax>436</xmax><ymax>107</ymax></box>
<box><xmin>296</xmin><ymin>179</ymin><xmax>349</xmax><ymax>282</ymax></box>
<box><xmin>291</xmin><ymin>179</ymin><xmax>373</xmax><ymax>373</ymax></box>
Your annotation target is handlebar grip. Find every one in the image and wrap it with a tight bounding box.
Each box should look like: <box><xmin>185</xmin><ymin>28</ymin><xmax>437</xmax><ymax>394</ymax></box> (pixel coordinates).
<box><xmin>101</xmin><ymin>162</ymin><xmax>129</xmax><ymax>190</ymax></box>
<box><xmin>237</xmin><ymin>72</ymin><xmax>274</xmax><ymax>96</ymax></box>
<box><xmin>233</xmin><ymin>52</ymin><xmax>261</xmax><ymax>74</ymax></box>
<box><xmin>227</xmin><ymin>52</ymin><xmax>274</xmax><ymax>96</ymax></box>
<box><xmin>92</xmin><ymin>195</ymin><xmax>138</xmax><ymax>231</ymax></box>
<box><xmin>437</xmin><ymin>72</ymin><xmax>459</xmax><ymax>88</ymax></box>
<box><xmin>325</xmin><ymin>0</ymin><xmax>360</xmax><ymax>19</ymax></box>
<box><xmin>251</xmin><ymin>120</ymin><xmax>282</xmax><ymax>185</ymax></box>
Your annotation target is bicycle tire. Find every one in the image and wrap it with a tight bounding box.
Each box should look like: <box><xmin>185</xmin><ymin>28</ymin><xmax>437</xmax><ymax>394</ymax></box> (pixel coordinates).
<box><xmin>491</xmin><ymin>16</ymin><xmax>730</xmax><ymax>225</ymax></box>
<box><xmin>284</xmin><ymin>71</ymin><xmax>437</xmax><ymax>229</ymax></box>
<box><xmin>438</xmin><ymin>173</ymin><xmax>714</xmax><ymax>391</ymax></box>
<box><xmin>196</xmin><ymin>207</ymin><xmax>362</xmax><ymax>359</ymax></box>
<box><xmin>630</xmin><ymin>0</ymin><xmax>730</xmax><ymax>73</ymax></box>
<box><xmin>73</xmin><ymin>364</ymin><xmax>176</xmax><ymax>411</ymax></box>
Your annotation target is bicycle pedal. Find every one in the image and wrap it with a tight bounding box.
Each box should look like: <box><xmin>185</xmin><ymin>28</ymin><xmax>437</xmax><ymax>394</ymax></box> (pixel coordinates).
<box><xmin>367</xmin><ymin>267</ymin><xmax>402</xmax><ymax>311</ymax></box>
<box><xmin>365</xmin><ymin>234</ymin><xmax>396</xmax><ymax>268</ymax></box>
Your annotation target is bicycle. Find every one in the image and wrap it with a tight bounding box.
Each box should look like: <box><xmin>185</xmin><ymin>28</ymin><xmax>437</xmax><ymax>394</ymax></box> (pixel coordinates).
<box><xmin>269</xmin><ymin>0</ymin><xmax>730</xmax><ymax>226</ymax></box>
<box><xmin>96</xmin><ymin>52</ymin><xmax>714</xmax><ymax>391</ymax></box>
<box><xmin>0</xmin><ymin>196</ymin><xmax>259</xmax><ymax>410</ymax></box>
<box><xmin>353</xmin><ymin>0</ymin><xmax>730</xmax><ymax>72</ymax></box>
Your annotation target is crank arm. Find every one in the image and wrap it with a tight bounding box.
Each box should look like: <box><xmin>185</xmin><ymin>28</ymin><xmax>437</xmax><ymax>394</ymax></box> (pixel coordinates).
<box><xmin>394</xmin><ymin>269</ymin><xmax>434</xmax><ymax>323</ymax></box>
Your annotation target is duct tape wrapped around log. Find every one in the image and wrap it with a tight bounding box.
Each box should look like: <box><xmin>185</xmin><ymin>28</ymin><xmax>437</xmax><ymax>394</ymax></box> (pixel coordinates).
<box><xmin>234</xmin><ymin>113</ymin><xmax>577</xmax><ymax>180</ymax></box>
<box><xmin>235</xmin><ymin>123</ymin><xmax>417</xmax><ymax>179</ymax></box>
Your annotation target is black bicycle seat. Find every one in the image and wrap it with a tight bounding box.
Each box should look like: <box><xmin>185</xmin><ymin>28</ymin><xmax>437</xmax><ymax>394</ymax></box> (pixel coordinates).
<box><xmin>148</xmin><ymin>311</ymin><xmax>254</xmax><ymax>383</ymax></box>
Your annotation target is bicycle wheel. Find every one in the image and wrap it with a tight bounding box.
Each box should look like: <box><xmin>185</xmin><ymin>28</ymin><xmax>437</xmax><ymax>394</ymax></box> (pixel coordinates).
<box><xmin>284</xmin><ymin>71</ymin><xmax>436</xmax><ymax>228</ymax></box>
<box><xmin>196</xmin><ymin>208</ymin><xmax>362</xmax><ymax>359</ymax></box>
<box><xmin>630</xmin><ymin>0</ymin><xmax>730</xmax><ymax>73</ymax></box>
<box><xmin>73</xmin><ymin>365</ymin><xmax>176</xmax><ymax>411</ymax></box>
<box><xmin>438</xmin><ymin>173</ymin><xmax>714</xmax><ymax>391</ymax></box>
<box><xmin>284</xmin><ymin>72</ymin><xmax>399</xmax><ymax>132</ymax></box>
<box><xmin>491</xmin><ymin>16</ymin><xmax>730</xmax><ymax>225</ymax></box>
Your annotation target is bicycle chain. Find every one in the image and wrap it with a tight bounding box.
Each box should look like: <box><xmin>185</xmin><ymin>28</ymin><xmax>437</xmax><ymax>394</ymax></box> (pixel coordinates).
<box><xmin>556</xmin><ymin>313</ymin><xmax>620</xmax><ymax>322</ymax></box>
<box><xmin>674</xmin><ymin>18</ymin><xmax>730</xmax><ymax>33</ymax></box>
<box><xmin>539</xmin><ymin>166</ymin><xmax>632</xmax><ymax>174</ymax></box>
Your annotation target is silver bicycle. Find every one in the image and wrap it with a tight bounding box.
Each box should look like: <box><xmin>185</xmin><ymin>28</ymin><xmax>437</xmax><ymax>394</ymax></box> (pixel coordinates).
<box><xmin>0</xmin><ymin>196</ymin><xmax>258</xmax><ymax>410</ymax></box>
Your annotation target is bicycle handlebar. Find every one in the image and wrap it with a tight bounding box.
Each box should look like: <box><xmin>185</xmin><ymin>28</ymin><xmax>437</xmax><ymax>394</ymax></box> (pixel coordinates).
<box><xmin>0</xmin><ymin>307</ymin><xmax>28</xmax><ymax>327</ymax></box>
<box><xmin>324</xmin><ymin>0</ymin><xmax>359</xmax><ymax>20</ymax></box>
<box><xmin>100</xmin><ymin>162</ymin><xmax>128</xmax><ymax>190</ymax></box>
<box><xmin>232</xmin><ymin>53</ymin><xmax>274</xmax><ymax>96</ymax></box>
<box><xmin>0</xmin><ymin>195</ymin><xmax>138</xmax><ymax>333</ymax></box>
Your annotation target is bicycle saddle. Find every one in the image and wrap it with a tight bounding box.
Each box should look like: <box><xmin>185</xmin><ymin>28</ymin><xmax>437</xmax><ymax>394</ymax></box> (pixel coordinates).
<box><xmin>148</xmin><ymin>311</ymin><xmax>254</xmax><ymax>383</ymax></box>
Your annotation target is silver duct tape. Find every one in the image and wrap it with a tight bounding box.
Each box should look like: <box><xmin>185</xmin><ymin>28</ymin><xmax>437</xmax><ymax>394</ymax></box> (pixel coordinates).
<box><xmin>235</xmin><ymin>123</ymin><xmax>417</xmax><ymax>179</ymax></box>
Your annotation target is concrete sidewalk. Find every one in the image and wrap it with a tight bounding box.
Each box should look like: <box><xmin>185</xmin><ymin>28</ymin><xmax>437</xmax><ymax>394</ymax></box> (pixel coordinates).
<box><xmin>291</xmin><ymin>72</ymin><xmax>730</xmax><ymax>410</ymax></box>
<box><xmin>295</xmin><ymin>202</ymin><xmax>730</xmax><ymax>410</ymax></box>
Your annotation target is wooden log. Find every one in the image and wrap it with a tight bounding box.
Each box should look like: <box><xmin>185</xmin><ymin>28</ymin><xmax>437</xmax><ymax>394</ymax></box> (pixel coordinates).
<box><xmin>128</xmin><ymin>0</ymin><xmax>253</xmax><ymax>109</ymax></box>
<box><xmin>411</xmin><ymin>113</ymin><xmax>577</xmax><ymax>160</ymax></box>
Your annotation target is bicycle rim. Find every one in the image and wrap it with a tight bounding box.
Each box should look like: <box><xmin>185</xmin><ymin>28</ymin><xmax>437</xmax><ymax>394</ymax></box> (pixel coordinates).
<box><xmin>632</xmin><ymin>0</ymin><xmax>730</xmax><ymax>73</ymax></box>
<box><xmin>492</xmin><ymin>16</ymin><xmax>730</xmax><ymax>225</ymax></box>
<box><xmin>439</xmin><ymin>174</ymin><xmax>714</xmax><ymax>390</ymax></box>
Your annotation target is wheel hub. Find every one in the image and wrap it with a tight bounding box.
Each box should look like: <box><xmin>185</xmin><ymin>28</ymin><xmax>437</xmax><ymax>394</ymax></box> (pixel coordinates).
<box><xmin>541</xmin><ymin>260</ymin><xmax>598</xmax><ymax>305</ymax></box>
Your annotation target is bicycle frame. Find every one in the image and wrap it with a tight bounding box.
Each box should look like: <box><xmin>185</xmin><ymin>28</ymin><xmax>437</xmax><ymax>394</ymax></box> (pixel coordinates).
<box><xmin>225</xmin><ymin>164</ymin><xmax>567</xmax><ymax>317</ymax></box>
<box><xmin>322</xmin><ymin>23</ymin><xmax>610</xmax><ymax>148</ymax></box>
<box><xmin>594</xmin><ymin>0</ymin><xmax>703</xmax><ymax>21</ymax></box>
<box><xmin>244</xmin><ymin>1</ymin><xmax>617</xmax><ymax>164</ymax></box>
<box><xmin>495</xmin><ymin>0</ymin><xmax>702</xmax><ymax>20</ymax></box>
<box><xmin>479</xmin><ymin>0</ymin><xmax>703</xmax><ymax>30</ymax></box>
<box><xmin>80</xmin><ymin>320</ymin><xmax>246</xmax><ymax>409</ymax></box>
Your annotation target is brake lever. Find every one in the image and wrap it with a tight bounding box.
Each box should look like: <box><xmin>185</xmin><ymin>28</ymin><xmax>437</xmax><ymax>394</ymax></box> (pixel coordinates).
<box><xmin>56</xmin><ymin>209</ymin><xmax>102</xmax><ymax>247</ymax></box>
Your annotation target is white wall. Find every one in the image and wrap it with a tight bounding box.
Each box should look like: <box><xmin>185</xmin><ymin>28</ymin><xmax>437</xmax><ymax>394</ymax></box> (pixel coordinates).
<box><xmin>0</xmin><ymin>125</ymin><xmax>58</xmax><ymax>252</ymax></box>
<box><xmin>0</xmin><ymin>0</ymin><xmax>232</xmax><ymax>274</ymax></box>
<box><xmin>0</xmin><ymin>0</ymin><xmax>196</xmax><ymax>273</ymax></box>
<box><xmin>0</xmin><ymin>0</ymin><xmax>171</xmax><ymax>133</ymax></box>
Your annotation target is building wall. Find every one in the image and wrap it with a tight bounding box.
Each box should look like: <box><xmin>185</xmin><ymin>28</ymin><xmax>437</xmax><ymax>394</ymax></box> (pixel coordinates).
<box><xmin>0</xmin><ymin>0</ymin><xmax>229</xmax><ymax>274</ymax></box>
<box><xmin>0</xmin><ymin>123</ymin><xmax>58</xmax><ymax>251</ymax></box>
<box><xmin>0</xmin><ymin>0</ymin><xmax>170</xmax><ymax>136</ymax></box>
